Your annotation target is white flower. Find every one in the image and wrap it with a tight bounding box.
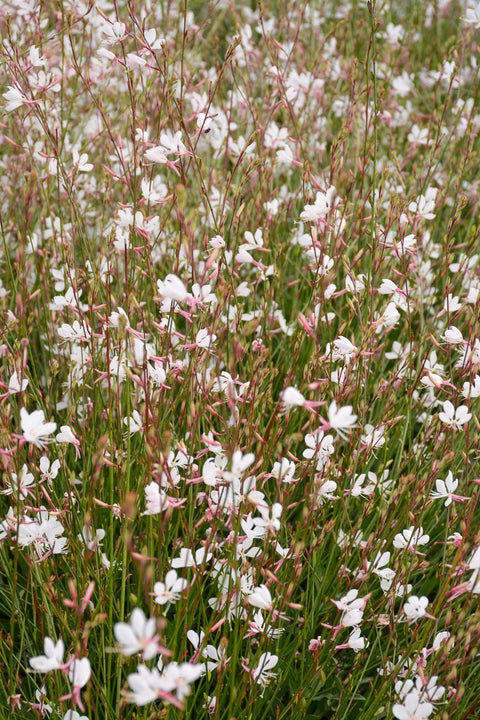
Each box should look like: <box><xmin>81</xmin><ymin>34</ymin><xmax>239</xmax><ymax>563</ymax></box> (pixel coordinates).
<box><xmin>243</xmin><ymin>229</ymin><xmax>264</xmax><ymax>250</ymax></box>
<box><xmin>393</xmin><ymin>526</ymin><xmax>429</xmax><ymax>551</ymax></box>
<box><xmin>18</xmin><ymin>508</ymin><xmax>67</xmax><ymax>556</ymax></box>
<box><xmin>360</xmin><ymin>424</ymin><xmax>385</xmax><ymax>450</ymax></box>
<box><xmin>145</xmin><ymin>146</ymin><xmax>169</xmax><ymax>164</ymax></box>
<box><xmin>254</xmin><ymin>502</ymin><xmax>282</xmax><ymax>534</ymax></box>
<box><xmin>416</xmin><ymin>675</ymin><xmax>445</xmax><ymax>702</ymax></box>
<box><xmin>332</xmin><ymin>335</ymin><xmax>357</xmax><ymax>361</ymax></box>
<box><xmin>210</xmin><ymin>235</ymin><xmax>225</xmax><ymax>249</ymax></box>
<box><xmin>394</xmin><ymin>233</ymin><xmax>416</xmax><ymax>256</ymax></box>
<box><xmin>222</xmin><ymin>450</ymin><xmax>255</xmax><ymax>483</ymax></box>
<box><xmin>141</xmin><ymin>177</ymin><xmax>167</xmax><ymax>204</ymax></box>
<box><xmin>195</xmin><ymin>329</ymin><xmax>217</xmax><ymax>349</ymax></box>
<box><xmin>69</xmin><ymin>657</ymin><xmax>91</xmax><ymax>688</ymax></box>
<box><xmin>40</xmin><ymin>457</ymin><xmax>60</xmax><ymax>484</ymax></box>
<box><xmin>248</xmin><ymin>584</ymin><xmax>272</xmax><ymax>610</ymax></box>
<box><xmin>467</xmin><ymin>547</ymin><xmax>480</xmax><ymax>593</ymax></box>
<box><xmin>201</xmin><ymin>456</ymin><xmax>226</xmax><ymax>487</ymax></box>
<box><xmin>327</xmin><ymin>401</ymin><xmax>357</xmax><ymax>438</ymax></box>
<box><xmin>280</xmin><ymin>386</ymin><xmax>305</xmax><ymax>411</ymax></box>
<box><xmin>369</xmin><ymin>551</ymin><xmax>396</xmax><ymax>582</ymax></box>
<box><xmin>56</xmin><ymin>425</ymin><xmax>79</xmax><ymax>446</ymax></box>
<box><xmin>430</xmin><ymin>471</ymin><xmax>460</xmax><ymax>506</ymax></box>
<box><xmin>403</xmin><ymin>595</ymin><xmax>429</xmax><ymax>620</ymax></box>
<box><xmin>315</xmin><ymin>478</ymin><xmax>337</xmax><ymax>503</ymax></box>
<box><xmin>464</xmin><ymin>2</ymin><xmax>480</xmax><ymax>28</ymax></box>
<box><xmin>392</xmin><ymin>70</ymin><xmax>413</xmax><ymax>97</ymax></box>
<box><xmin>72</xmin><ymin>149</ymin><xmax>93</xmax><ymax>172</ymax></box>
<box><xmin>345</xmin><ymin>273</ymin><xmax>366</xmax><ymax>292</ymax></box>
<box><xmin>63</xmin><ymin>711</ymin><xmax>89</xmax><ymax>720</ymax></box>
<box><xmin>108</xmin><ymin>307</ymin><xmax>130</xmax><ymax>328</ymax></box>
<box><xmin>252</xmin><ymin>652</ymin><xmax>278</xmax><ymax>685</ymax></box>
<box><xmin>171</xmin><ymin>546</ymin><xmax>212</xmax><ymax>569</ymax></box>
<box><xmin>114</xmin><ymin>608</ymin><xmax>161</xmax><ymax>660</ymax></box>
<box><xmin>344</xmin><ymin>627</ymin><xmax>368</xmax><ymax>651</ymax></box>
<box><xmin>126</xmin><ymin>52</ymin><xmax>147</xmax><ymax>69</ymax></box>
<box><xmin>144</xmin><ymin>28</ymin><xmax>166</xmax><ymax>49</ymax></box>
<box><xmin>78</xmin><ymin>525</ymin><xmax>105</xmax><ymax>552</ymax></box>
<box><xmin>159</xmin><ymin>130</ymin><xmax>188</xmax><ymax>156</ymax></box>
<box><xmin>271</xmin><ymin>458</ymin><xmax>296</xmax><ymax>484</ymax></box>
<box><xmin>152</xmin><ymin>570</ymin><xmax>188</xmax><ymax>606</ymax></box>
<box><xmin>408</xmin><ymin>187</ymin><xmax>437</xmax><ymax>220</ymax></box>
<box><xmin>351</xmin><ymin>472</ymin><xmax>377</xmax><ymax>497</ymax></box>
<box><xmin>124</xmin><ymin>411</ymin><xmax>143</xmax><ymax>436</ymax></box>
<box><xmin>432</xmin><ymin>631</ymin><xmax>451</xmax><ymax>651</ymax></box>
<box><xmin>303</xmin><ymin>431</ymin><xmax>335</xmax><ymax>466</ymax></box>
<box><xmin>393</xmin><ymin>691</ymin><xmax>433</xmax><ymax>720</ymax></box>
<box><xmin>2</xmin><ymin>464</ymin><xmax>35</xmax><ymax>499</ymax></box>
<box><xmin>157</xmin><ymin>274</ymin><xmax>190</xmax><ymax>302</ymax></box>
<box><xmin>378</xmin><ymin>279</ymin><xmax>408</xmax><ymax>310</ymax></box>
<box><xmin>211</xmin><ymin>473</ymin><xmax>263</xmax><ymax>513</ymax></box>
<box><xmin>332</xmin><ymin>590</ymin><xmax>365</xmax><ymax>627</ymax></box>
<box><xmin>248</xmin><ymin>609</ymin><xmax>283</xmax><ymax>639</ymax></box>
<box><xmin>332</xmin><ymin>590</ymin><xmax>360</xmax><ymax>612</ymax></box>
<box><xmin>380</xmin><ymin>578</ymin><xmax>412</xmax><ymax>597</ymax></box>
<box><xmin>143</xmin><ymin>482</ymin><xmax>168</xmax><ymax>515</ymax></box>
<box><xmin>3</xmin><ymin>85</ymin><xmax>26</xmax><ymax>112</ymax></box>
<box><xmin>127</xmin><ymin>665</ymin><xmax>166</xmax><ymax>705</ymax></box>
<box><xmin>375</xmin><ymin>302</ymin><xmax>400</xmax><ymax>333</ymax></box>
<box><xmin>456</xmin><ymin>339</ymin><xmax>480</xmax><ymax>369</ymax></box>
<box><xmin>8</xmin><ymin>371</ymin><xmax>29</xmax><ymax>393</ymax></box>
<box><xmin>438</xmin><ymin>401</ymin><xmax>471</xmax><ymax>429</ymax></box>
<box><xmin>159</xmin><ymin>660</ymin><xmax>206</xmax><ymax>701</ymax></box>
<box><xmin>443</xmin><ymin>293</ymin><xmax>462</xmax><ymax>312</ymax></box>
<box><xmin>408</xmin><ymin>125</ymin><xmax>431</xmax><ymax>145</ymax></box>
<box><xmin>462</xmin><ymin>375</ymin><xmax>480</xmax><ymax>398</ymax></box>
<box><xmin>299</xmin><ymin>186</ymin><xmax>337</xmax><ymax>222</ymax></box>
<box><xmin>29</xmin><ymin>637</ymin><xmax>64</xmax><ymax>672</ymax></box>
<box><xmin>58</xmin><ymin>320</ymin><xmax>91</xmax><ymax>342</ymax></box>
<box><xmin>442</xmin><ymin>326</ymin><xmax>463</xmax><ymax>345</ymax></box>
<box><xmin>102</xmin><ymin>20</ymin><xmax>126</xmax><ymax>45</ymax></box>
<box><xmin>21</xmin><ymin>408</ymin><xmax>57</xmax><ymax>448</ymax></box>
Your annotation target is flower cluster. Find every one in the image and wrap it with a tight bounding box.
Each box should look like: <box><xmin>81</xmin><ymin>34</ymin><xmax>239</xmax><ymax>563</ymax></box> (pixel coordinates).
<box><xmin>1</xmin><ymin>0</ymin><xmax>479</xmax><ymax>718</ymax></box>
